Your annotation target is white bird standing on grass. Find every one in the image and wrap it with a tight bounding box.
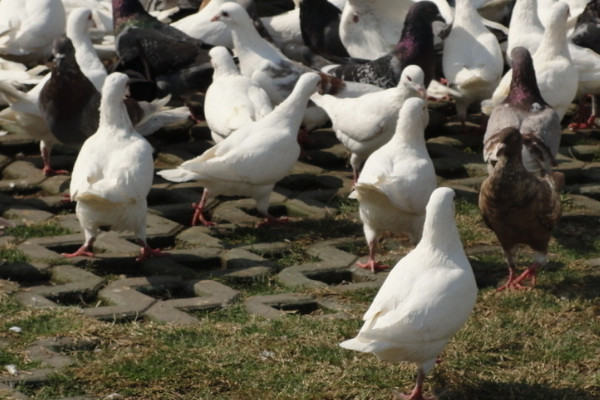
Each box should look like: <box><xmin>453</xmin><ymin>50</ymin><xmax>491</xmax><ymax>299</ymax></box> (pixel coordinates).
<box><xmin>340</xmin><ymin>187</ymin><xmax>477</xmax><ymax>400</ymax></box>
<box><xmin>158</xmin><ymin>72</ymin><xmax>321</xmax><ymax>227</ymax></box>
<box><xmin>65</xmin><ymin>72</ymin><xmax>166</xmax><ymax>262</ymax></box>
<box><xmin>350</xmin><ymin>97</ymin><xmax>436</xmax><ymax>273</ymax></box>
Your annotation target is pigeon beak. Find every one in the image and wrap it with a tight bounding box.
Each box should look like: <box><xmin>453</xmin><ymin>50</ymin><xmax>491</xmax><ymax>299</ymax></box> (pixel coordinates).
<box><xmin>416</xmin><ymin>86</ymin><xmax>427</xmax><ymax>99</ymax></box>
<box><xmin>210</xmin><ymin>15</ymin><xmax>220</xmax><ymax>22</ymax></box>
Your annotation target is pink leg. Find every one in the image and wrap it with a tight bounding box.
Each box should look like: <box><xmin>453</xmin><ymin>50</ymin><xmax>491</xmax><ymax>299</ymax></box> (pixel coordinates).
<box><xmin>191</xmin><ymin>189</ymin><xmax>215</xmax><ymax>227</ymax></box>
<box><xmin>135</xmin><ymin>239</ymin><xmax>169</xmax><ymax>262</ymax></box>
<box><xmin>497</xmin><ymin>262</ymin><xmax>539</xmax><ymax>291</ymax></box>
<box><xmin>356</xmin><ymin>240</ymin><xmax>390</xmax><ymax>273</ymax></box>
<box><xmin>41</xmin><ymin>147</ymin><xmax>69</xmax><ymax>176</ymax></box>
<box><xmin>510</xmin><ymin>261</ymin><xmax>540</xmax><ymax>288</ymax></box>
<box><xmin>394</xmin><ymin>368</ymin><xmax>433</xmax><ymax>400</ymax></box>
<box><xmin>62</xmin><ymin>239</ymin><xmax>95</xmax><ymax>258</ymax></box>
<box><xmin>569</xmin><ymin>95</ymin><xmax>599</xmax><ymax>130</ymax></box>
<box><xmin>257</xmin><ymin>213</ymin><xmax>290</xmax><ymax>228</ymax></box>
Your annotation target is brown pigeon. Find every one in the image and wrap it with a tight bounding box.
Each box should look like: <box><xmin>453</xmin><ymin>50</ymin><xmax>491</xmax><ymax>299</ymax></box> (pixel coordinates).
<box><xmin>479</xmin><ymin>127</ymin><xmax>562</xmax><ymax>291</ymax></box>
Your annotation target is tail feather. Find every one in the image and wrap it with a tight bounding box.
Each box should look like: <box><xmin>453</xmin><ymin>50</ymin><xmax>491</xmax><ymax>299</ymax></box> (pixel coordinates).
<box><xmin>157</xmin><ymin>167</ymin><xmax>199</xmax><ymax>183</ymax></box>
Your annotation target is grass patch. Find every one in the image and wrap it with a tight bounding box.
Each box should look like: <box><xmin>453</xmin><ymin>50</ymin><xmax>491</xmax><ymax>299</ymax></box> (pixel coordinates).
<box><xmin>1</xmin><ymin>179</ymin><xmax>599</xmax><ymax>399</ymax></box>
<box><xmin>5</xmin><ymin>221</ymin><xmax>72</xmax><ymax>240</ymax></box>
<box><xmin>0</xmin><ymin>245</ymin><xmax>28</xmax><ymax>263</ymax></box>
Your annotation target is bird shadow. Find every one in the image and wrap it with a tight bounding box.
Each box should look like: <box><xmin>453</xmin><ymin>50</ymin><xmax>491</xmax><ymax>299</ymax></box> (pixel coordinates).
<box><xmin>438</xmin><ymin>380</ymin><xmax>598</xmax><ymax>400</ymax></box>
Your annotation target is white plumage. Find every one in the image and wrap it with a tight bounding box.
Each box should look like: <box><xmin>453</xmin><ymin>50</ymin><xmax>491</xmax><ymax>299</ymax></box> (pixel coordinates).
<box><xmin>310</xmin><ymin>65</ymin><xmax>426</xmax><ymax>182</ymax></box>
<box><xmin>170</xmin><ymin>0</ymin><xmax>236</xmax><ymax>48</ymax></box>
<box><xmin>0</xmin><ymin>0</ymin><xmax>66</xmax><ymax>65</ymax></box>
<box><xmin>340</xmin><ymin>186</ymin><xmax>477</xmax><ymax>400</ymax></box>
<box><xmin>204</xmin><ymin>46</ymin><xmax>273</xmax><ymax>143</ymax></box>
<box><xmin>350</xmin><ymin>97</ymin><xmax>436</xmax><ymax>273</ymax></box>
<box><xmin>158</xmin><ymin>72</ymin><xmax>321</xmax><ymax>227</ymax></box>
<box><xmin>441</xmin><ymin>0</ymin><xmax>504</xmax><ymax>128</ymax></box>
<box><xmin>339</xmin><ymin>0</ymin><xmax>413</xmax><ymax>60</ymax></box>
<box><xmin>66</xmin><ymin>7</ymin><xmax>107</xmax><ymax>92</ymax></box>
<box><xmin>505</xmin><ymin>0</ymin><xmax>544</xmax><ymax>66</ymax></box>
<box><xmin>482</xmin><ymin>1</ymin><xmax>578</xmax><ymax>121</ymax></box>
<box><xmin>65</xmin><ymin>72</ymin><xmax>163</xmax><ymax>262</ymax></box>
<box><xmin>212</xmin><ymin>2</ymin><xmax>331</xmax><ymax>133</ymax></box>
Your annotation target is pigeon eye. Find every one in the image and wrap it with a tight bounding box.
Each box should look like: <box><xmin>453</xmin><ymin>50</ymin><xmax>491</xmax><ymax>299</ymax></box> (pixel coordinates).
<box><xmin>407</xmin><ymin>76</ymin><xmax>412</xmax><ymax>82</ymax></box>
<box><xmin>222</xmin><ymin>11</ymin><xmax>229</xmax><ymax>17</ymax></box>
<box><xmin>352</xmin><ymin>15</ymin><xmax>359</xmax><ymax>23</ymax></box>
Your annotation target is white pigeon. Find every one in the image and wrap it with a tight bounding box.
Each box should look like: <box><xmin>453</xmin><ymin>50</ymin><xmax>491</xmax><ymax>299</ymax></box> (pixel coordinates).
<box><xmin>212</xmin><ymin>2</ymin><xmax>314</xmax><ymax>104</ymax></box>
<box><xmin>0</xmin><ymin>0</ymin><xmax>66</xmax><ymax>65</ymax></box>
<box><xmin>65</xmin><ymin>72</ymin><xmax>165</xmax><ymax>262</ymax></box>
<box><xmin>339</xmin><ymin>0</ymin><xmax>414</xmax><ymax>60</ymax></box>
<box><xmin>0</xmin><ymin>77</ymin><xmax>57</xmax><ymax>174</ymax></box>
<box><xmin>211</xmin><ymin>2</ymin><xmax>342</xmax><ymax>134</ymax></box>
<box><xmin>170</xmin><ymin>0</ymin><xmax>236</xmax><ymax>48</ymax></box>
<box><xmin>204</xmin><ymin>46</ymin><xmax>273</xmax><ymax>143</ymax></box>
<box><xmin>260</xmin><ymin>0</ymin><xmax>304</xmax><ymax>48</ymax></box>
<box><xmin>340</xmin><ymin>187</ymin><xmax>477</xmax><ymax>400</ymax></box>
<box><xmin>350</xmin><ymin>97</ymin><xmax>436</xmax><ymax>273</ymax></box>
<box><xmin>441</xmin><ymin>0</ymin><xmax>504</xmax><ymax>130</ymax></box>
<box><xmin>482</xmin><ymin>1</ymin><xmax>578</xmax><ymax>121</ymax></box>
<box><xmin>157</xmin><ymin>72</ymin><xmax>321</xmax><ymax>227</ymax></box>
<box><xmin>66</xmin><ymin>7</ymin><xmax>108</xmax><ymax>92</ymax></box>
<box><xmin>310</xmin><ymin>64</ymin><xmax>426</xmax><ymax>182</ymax></box>
<box><xmin>505</xmin><ymin>0</ymin><xmax>545</xmax><ymax>66</ymax></box>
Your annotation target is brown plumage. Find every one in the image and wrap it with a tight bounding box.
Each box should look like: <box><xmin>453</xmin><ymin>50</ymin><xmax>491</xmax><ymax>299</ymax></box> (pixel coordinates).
<box><xmin>479</xmin><ymin>127</ymin><xmax>562</xmax><ymax>290</ymax></box>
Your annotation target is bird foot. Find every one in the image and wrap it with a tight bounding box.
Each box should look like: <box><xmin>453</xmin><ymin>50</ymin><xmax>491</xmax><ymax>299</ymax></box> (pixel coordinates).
<box><xmin>356</xmin><ymin>260</ymin><xmax>390</xmax><ymax>273</ymax></box>
<box><xmin>257</xmin><ymin>215</ymin><xmax>290</xmax><ymax>228</ymax></box>
<box><xmin>191</xmin><ymin>203</ymin><xmax>215</xmax><ymax>227</ymax></box>
<box><xmin>42</xmin><ymin>166</ymin><xmax>69</xmax><ymax>177</ymax></box>
<box><xmin>62</xmin><ymin>245</ymin><xmax>94</xmax><ymax>258</ymax></box>
<box><xmin>496</xmin><ymin>266</ymin><xmax>537</xmax><ymax>291</ymax></box>
<box><xmin>136</xmin><ymin>247</ymin><xmax>169</xmax><ymax>262</ymax></box>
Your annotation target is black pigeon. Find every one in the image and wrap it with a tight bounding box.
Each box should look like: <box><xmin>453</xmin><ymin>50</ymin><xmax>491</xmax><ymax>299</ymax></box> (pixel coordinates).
<box><xmin>299</xmin><ymin>0</ymin><xmax>349</xmax><ymax>59</ymax></box>
<box><xmin>112</xmin><ymin>0</ymin><xmax>213</xmax><ymax>95</ymax></box>
<box><xmin>571</xmin><ymin>0</ymin><xmax>600</xmax><ymax>54</ymax></box>
<box><xmin>325</xmin><ymin>1</ymin><xmax>444</xmax><ymax>88</ymax></box>
<box><xmin>39</xmin><ymin>37</ymin><xmax>101</xmax><ymax>150</ymax></box>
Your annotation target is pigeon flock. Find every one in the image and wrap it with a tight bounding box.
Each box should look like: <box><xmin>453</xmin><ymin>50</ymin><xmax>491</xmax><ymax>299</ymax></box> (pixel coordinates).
<box><xmin>0</xmin><ymin>0</ymin><xmax>595</xmax><ymax>397</ymax></box>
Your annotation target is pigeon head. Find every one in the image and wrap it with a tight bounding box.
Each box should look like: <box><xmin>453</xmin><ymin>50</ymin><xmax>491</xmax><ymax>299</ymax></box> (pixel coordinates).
<box><xmin>212</xmin><ymin>2</ymin><xmax>248</xmax><ymax>25</ymax></box>
<box><xmin>51</xmin><ymin>37</ymin><xmax>76</xmax><ymax>68</ymax></box>
<box><xmin>504</xmin><ymin>46</ymin><xmax>548</xmax><ymax>110</ymax></box>
<box><xmin>67</xmin><ymin>8</ymin><xmax>95</xmax><ymax>38</ymax></box>
<box><xmin>495</xmin><ymin>127</ymin><xmax>523</xmax><ymax>160</ymax></box>
<box><xmin>421</xmin><ymin>187</ymin><xmax>462</xmax><ymax>251</ymax></box>
<box><xmin>398</xmin><ymin>65</ymin><xmax>426</xmax><ymax>98</ymax></box>
<box><xmin>395</xmin><ymin>1</ymin><xmax>443</xmax><ymax>86</ymax></box>
<box><xmin>405</xmin><ymin>1</ymin><xmax>445</xmax><ymax>26</ymax></box>
<box><xmin>112</xmin><ymin>0</ymin><xmax>147</xmax><ymax>32</ymax></box>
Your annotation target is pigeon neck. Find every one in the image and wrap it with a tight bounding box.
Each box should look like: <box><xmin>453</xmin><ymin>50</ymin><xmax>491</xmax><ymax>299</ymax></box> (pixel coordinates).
<box><xmin>511</xmin><ymin>0</ymin><xmax>543</xmax><ymax>30</ymax></box>
<box><xmin>229</xmin><ymin>18</ymin><xmax>276</xmax><ymax>60</ymax></box>
<box><xmin>99</xmin><ymin>92</ymin><xmax>133</xmax><ymax>134</ymax></box>
<box><xmin>505</xmin><ymin>61</ymin><xmax>544</xmax><ymax>108</ymax></box>
<box><xmin>537</xmin><ymin>7</ymin><xmax>570</xmax><ymax>60</ymax></box>
<box><xmin>454</xmin><ymin>0</ymin><xmax>483</xmax><ymax>29</ymax></box>
<box><xmin>393</xmin><ymin>11</ymin><xmax>434</xmax><ymax>81</ymax></box>
<box><xmin>390</xmin><ymin>115</ymin><xmax>426</xmax><ymax>149</ymax></box>
<box><xmin>270</xmin><ymin>81</ymin><xmax>314</xmax><ymax>130</ymax></box>
<box><xmin>420</xmin><ymin>204</ymin><xmax>464</xmax><ymax>261</ymax></box>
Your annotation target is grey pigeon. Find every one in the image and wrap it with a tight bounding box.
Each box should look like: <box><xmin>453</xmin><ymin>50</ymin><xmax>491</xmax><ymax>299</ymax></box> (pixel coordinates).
<box><xmin>483</xmin><ymin>47</ymin><xmax>561</xmax><ymax>177</ymax></box>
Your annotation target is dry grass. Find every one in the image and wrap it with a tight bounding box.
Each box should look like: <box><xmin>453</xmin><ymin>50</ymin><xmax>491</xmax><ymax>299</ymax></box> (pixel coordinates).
<box><xmin>1</xmin><ymin>192</ymin><xmax>599</xmax><ymax>399</ymax></box>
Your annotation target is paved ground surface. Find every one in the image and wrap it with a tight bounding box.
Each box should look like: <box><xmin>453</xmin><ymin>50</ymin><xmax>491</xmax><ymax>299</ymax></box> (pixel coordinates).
<box><xmin>1</xmin><ymin>100</ymin><xmax>600</xmax><ymax>399</ymax></box>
